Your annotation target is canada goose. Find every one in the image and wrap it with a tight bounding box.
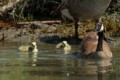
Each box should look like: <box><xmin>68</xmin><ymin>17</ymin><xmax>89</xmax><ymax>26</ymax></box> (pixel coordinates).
<box><xmin>56</xmin><ymin>41</ymin><xmax>71</xmax><ymax>54</ymax></box>
<box><xmin>18</xmin><ymin>42</ymin><xmax>38</xmax><ymax>53</ymax></box>
<box><xmin>78</xmin><ymin>27</ymin><xmax>112</xmax><ymax>59</ymax></box>
<box><xmin>57</xmin><ymin>0</ymin><xmax>111</xmax><ymax>39</ymax></box>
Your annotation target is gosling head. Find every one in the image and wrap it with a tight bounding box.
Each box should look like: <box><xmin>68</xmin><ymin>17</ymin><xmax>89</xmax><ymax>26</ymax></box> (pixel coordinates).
<box><xmin>32</xmin><ymin>42</ymin><xmax>37</xmax><ymax>46</ymax></box>
<box><xmin>56</xmin><ymin>40</ymin><xmax>71</xmax><ymax>54</ymax></box>
<box><xmin>56</xmin><ymin>41</ymin><xmax>70</xmax><ymax>49</ymax></box>
<box><xmin>62</xmin><ymin>41</ymin><xmax>68</xmax><ymax>45</ymax></box>
<box><xmin>56</xmin><ymin>41</ymin><xmax>68</xmax><ymax>48</ymax></box>
<box><xmin>62</xmin><ymin>41</ymin><xmax>71</xmax><ymax>50</ymax></box>
<box><xmin>30</xmin><ymin>42</ymin><xmax>38</xmax><ymax>53</ymax></box>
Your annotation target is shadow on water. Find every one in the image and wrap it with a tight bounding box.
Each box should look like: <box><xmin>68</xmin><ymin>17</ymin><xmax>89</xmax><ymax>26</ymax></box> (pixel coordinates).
<box><xmin>0</xmin><ymin>52</ymin><xmax>114</xmax><ymax>80</ymax></box>
<box><xmin>39</xmin><ymin>35</ymin><xmax>82</xmax><ymax>45</ymax></box>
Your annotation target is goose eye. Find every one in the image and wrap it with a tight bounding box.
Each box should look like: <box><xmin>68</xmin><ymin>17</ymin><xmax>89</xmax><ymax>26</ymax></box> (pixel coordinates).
<box><xmin>94</xmin><ymin>23</ymin><xmax>104</xmax><ymax>32</ymax></box>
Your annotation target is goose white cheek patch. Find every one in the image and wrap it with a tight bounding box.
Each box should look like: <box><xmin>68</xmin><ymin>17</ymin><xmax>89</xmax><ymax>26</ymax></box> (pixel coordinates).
<box><xmin>94</xmin><ymin>23</ymin><xmax>104</xmax><ymax>32</ymax></box>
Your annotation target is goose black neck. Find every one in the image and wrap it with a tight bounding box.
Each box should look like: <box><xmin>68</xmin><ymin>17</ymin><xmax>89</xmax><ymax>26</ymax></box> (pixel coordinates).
<box><xmin>96</xmin><ymin>31</ymin><xmax>104</xmax><ymax>51</ymax></box>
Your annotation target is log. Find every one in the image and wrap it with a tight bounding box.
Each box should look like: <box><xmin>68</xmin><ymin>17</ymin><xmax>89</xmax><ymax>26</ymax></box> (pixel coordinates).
<box><xmin>17</xmin><ymin>20</ymin><xmax>61</xmax><ymax>25</ymax></box>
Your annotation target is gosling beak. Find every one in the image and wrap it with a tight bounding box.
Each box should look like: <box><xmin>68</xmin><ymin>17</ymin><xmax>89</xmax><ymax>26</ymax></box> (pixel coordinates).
<box><xmin>56</xmin><ymin>42</ymin><xmax>65</xmax><ymax>48</ymax></box>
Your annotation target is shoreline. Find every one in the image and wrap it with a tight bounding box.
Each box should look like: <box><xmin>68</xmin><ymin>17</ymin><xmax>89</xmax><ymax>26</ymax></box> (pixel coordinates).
<box><xmin>0</xmin><ymin>20</ymin><xmax>119</xmax><ymax>44</ymax></box>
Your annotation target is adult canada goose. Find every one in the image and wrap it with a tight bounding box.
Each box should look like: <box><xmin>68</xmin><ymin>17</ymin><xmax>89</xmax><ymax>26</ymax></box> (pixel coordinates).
<box><xmin>57</xmin><ymin>0</ymin><xmax>111</xmax><ymax>39</ymax></box>
<box><xmin>78</xmin><ymin>25</ymin><xmax>112</xmax><ymax>59</ymax></box>
<box><xmin>18</xmin><ymin>42</ymin><xmax>38</xmax><ymax>53</ymax></box>
<box><xmin>56</xmin><ymin>41</ymin><xmax>71</xmax><ymax>54</ymax></box>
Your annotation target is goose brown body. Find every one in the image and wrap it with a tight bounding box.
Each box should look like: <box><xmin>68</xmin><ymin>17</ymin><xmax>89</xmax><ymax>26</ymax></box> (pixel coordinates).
<box><xmin>79</xmin><ymin>32</ymin><xmax>112</xmax><ymax>59</ymax></box>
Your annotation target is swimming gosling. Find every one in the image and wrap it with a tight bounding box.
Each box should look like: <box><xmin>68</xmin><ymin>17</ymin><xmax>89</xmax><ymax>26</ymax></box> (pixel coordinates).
<box><xmin>56</xmin><ymin>41</ymin><xmax>71</xmax><ymax>54</ymax></box>
<box><xmin>18</xmin><ymin>42</ymin><xmax>38</xmax><ymax>53</ymax></box>
<box><xmin>78</xmin><ymin>31</ymin><xmax>112</xmax><ymax>59</ymax></box>
<box><xmin>57</xmin><ymin>0</ymin><xmax>111</xmax><ymax>39</ymax></box>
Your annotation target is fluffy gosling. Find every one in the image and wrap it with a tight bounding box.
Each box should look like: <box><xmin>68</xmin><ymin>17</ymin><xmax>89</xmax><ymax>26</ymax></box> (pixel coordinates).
<box><xmin>18</xmin><ymin>42</ymin><xmax>38</xmax><ymax>53</ymax></box>
<box><xmin>56</xmin><ymin>41</ymin><xmax>71</xmax><ymax>54</ymax></box>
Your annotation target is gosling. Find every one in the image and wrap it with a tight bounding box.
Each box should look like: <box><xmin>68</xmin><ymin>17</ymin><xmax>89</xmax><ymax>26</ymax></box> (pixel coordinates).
<box><xmin>18</xmin><ymin>42</ymin><xmax>38</xmax><ymax>53</ymax></box>
<box><xmin>56</xmin><ymin>41</ymin><xmax>71</xmax><ymax>54</ymax></box>
<box><xmin>78</xmin><ymin>31</ymin><xmax>112</xmax><ymax>59</ymax></box>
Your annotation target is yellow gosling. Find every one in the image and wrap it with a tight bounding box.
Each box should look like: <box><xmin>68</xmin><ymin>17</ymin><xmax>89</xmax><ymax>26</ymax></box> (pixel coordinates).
<box><xmin>56</xmin><ymin>41</ymin><xmax>71</xmax><ymax>54</ymax></box>
<box><xmin>62</xmin><ymin>41</ymin><xmax>71</xmax><ymax>51</ymax></box>
<box><xmin>18</xmin><ymin>42</ymin><xmax>38</xmax><ymax>53</ymax></box>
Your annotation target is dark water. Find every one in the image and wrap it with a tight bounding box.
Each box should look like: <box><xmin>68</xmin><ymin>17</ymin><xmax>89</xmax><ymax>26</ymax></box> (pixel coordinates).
<box><xmin>0</xmin><ymin>41</ymin><xmax>120</xmax><ymax>80</ymax></box>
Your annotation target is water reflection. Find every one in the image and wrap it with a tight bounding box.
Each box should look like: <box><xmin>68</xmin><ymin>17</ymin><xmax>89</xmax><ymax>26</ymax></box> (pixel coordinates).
<box><xmin>65</xmin><ymin>59</ymin><xmax>113</xmax><ymax>80</ymax></box>
<box><xmin>25</xmin><ymin>53</ymin><xmax>113</xmax><ymax>80</ymax></box>
<box><xmin>29</xmin><ymin>52</ymin><xmax>38</xmax><ymax>67</ymax></box>
<box><xmin>18</xmin><ymin>51</ymin><xmax>38</xmax><ymax>67</ymax></box>
<box><xmin>0</xmin><ymin>41</ymin><xmax>119</xmax><ymax>80</ymax></box>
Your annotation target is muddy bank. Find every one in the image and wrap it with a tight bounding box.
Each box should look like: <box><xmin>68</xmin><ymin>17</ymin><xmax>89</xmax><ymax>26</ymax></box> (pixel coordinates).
<box><xmin>0</xmin><ymin>21</ymin><xmax>83</xmax><ymax>44</ymax></box>
<box><xmin>0</xmin><ymin>21</ymin><xmax>119</xmax><ymax>45</ymax></box>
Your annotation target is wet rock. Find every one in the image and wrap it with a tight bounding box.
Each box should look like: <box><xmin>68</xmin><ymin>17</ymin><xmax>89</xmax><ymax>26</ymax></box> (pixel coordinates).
<box><xmin>47</xmin><ymin>26</ymin><xmax>57</xmax><ymax>33</ymax></box>
<box><xmin>39</xmin><ymin>35</ymin><xmax>60</xmax><ymax>43</ymax></box>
